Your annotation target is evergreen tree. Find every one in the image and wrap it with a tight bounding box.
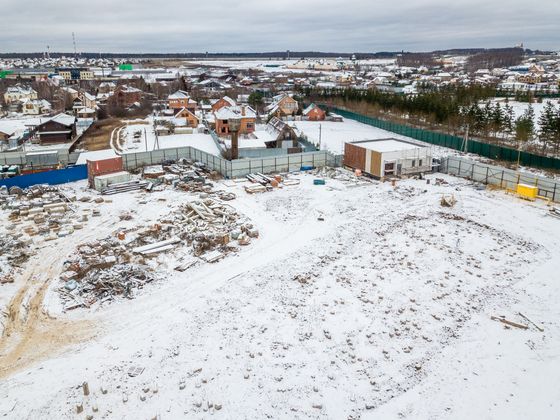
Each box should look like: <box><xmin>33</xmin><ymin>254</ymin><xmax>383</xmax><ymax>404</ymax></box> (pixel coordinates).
<box><xmin>538</xmin><ymin>101</ymin><xmax>556</xmax><ymax>154</ymax></box>
<box><xmin>515</xmin><ymin>105</ymin><xmax>535</xmax><ymax>146</ymax></box>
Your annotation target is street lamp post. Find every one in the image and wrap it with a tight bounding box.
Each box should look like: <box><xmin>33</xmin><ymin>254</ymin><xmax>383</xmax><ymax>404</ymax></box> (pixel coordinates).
<box><xmin>229</xmin><ymin>117</ymin><xmax>241</xmax><ymax>160</ymax></box>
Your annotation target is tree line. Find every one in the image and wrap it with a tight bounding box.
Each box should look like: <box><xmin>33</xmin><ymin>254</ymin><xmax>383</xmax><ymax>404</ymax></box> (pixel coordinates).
<box><xmin>301</xmin><ymin>85</ymin><xmax>560</xmax><ymax>156</ymax></box>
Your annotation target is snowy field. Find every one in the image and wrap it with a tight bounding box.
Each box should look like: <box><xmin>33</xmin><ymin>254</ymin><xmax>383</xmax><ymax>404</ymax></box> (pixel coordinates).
<box><xmin>118</xmin><ymin>123</ymin><xmax>220</xmax><ymax>156</ymax></box>
<box><xmin>293</xmin><ymin>119</ymin><xmax>454</xmax><ymax>159</ymax></box>
<box><xmin>490</xmin><ymin>98</ymin><xmax>560</xmax><ymax>128</ymax></box>
<box><xmin>1</xmin><ymin>171</ymin><xmax>559</xmax><ymax>419</ymax></box>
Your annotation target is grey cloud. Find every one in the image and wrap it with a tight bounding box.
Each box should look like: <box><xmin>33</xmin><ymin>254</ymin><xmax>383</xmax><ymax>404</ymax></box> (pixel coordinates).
<box><xmin>1</xmin><ymin>0</ymin><xmax>558</xmax><ymax>52</ymax></box>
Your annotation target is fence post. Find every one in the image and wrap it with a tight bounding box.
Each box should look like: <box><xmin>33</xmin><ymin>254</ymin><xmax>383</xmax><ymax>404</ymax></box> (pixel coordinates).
<box><xmin>553</xmin><ymin>183</ymin><xmax>557</xmax><ymax>203</ymax></box>
<box><xmin>458</xmin><ymin>159</ymin><xmax>462</xmax><ymax>176</ymax></box>
<box><xmin>485</xmin><ymin>167</ymin><xmax>489</xmax><ymax>184</ymax></box>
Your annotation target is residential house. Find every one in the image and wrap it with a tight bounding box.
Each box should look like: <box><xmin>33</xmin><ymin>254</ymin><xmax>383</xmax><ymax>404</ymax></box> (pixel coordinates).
<box><xmin>168</xmin><ymin>90</ymin><xmax>197</xmax><ymax>112</ymax></box>
<box><xmin>98</xmin><ymin>82</ymin><xmax>116</xmax><ymax>94</ymax></box>
<box><xmin>21</xmin><ymin>99</ymin><xmax>52</xmax><ymax>115</ymax></box>
<box><xmin>265</xmin><ymin>117</ymin><xmax>300</xmax><ymax>149</ymax></box>
<box><xmin>214</xmin><ymin>105</ymin><xmax>256</xmax><ymax>137</ymax></box>
<box><xmin>303</xmin><ymin>103</ymin><xmax>326</xmax><ymax>121</ymax></box>
<box><xmin>34</xmin><ymin>113</ymin><xmax>77</xmax><ymax>144</ymax></box>
<box><xmin>80</xmin><ymin>91</ymin><xmax>97</xmax><ymax>110</ymax></box>
<box><xmin>3</xmin><ymin>85</ymin><xmax>38</xmax><ymax>104</ymax></box>
<box><xmin>197</xmin><ymin>79</ymin><xmax>232</xmax><ymax>91</ymax></box>
<box><xmin>174</xmin><ymin>108</ymin><xmax>199</xmax><ymax>128</ymax></box>
<box><xmin>108</xmin><ymin>85</ymin><xmax>143</xmax><ymax>108</ymax></box>
<box><xmin>265</xmin><ymin>94</ymin><xmax>299</xmax><ymax>118</ymax></box>
<box><xmin>212</xmin><ymin>96</ymin><xmax>236</xmax><ymax>112</ymax></box>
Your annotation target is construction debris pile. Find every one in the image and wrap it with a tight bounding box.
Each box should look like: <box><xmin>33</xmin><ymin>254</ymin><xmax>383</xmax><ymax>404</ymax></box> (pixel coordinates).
<box><xmin>311</xmin><ymin>167</ymin><xmax>373</xmax><ymax>186</ymax></box>
<box><xmin>175</xmin><ymin>198</ymin><xmax>257</xmax><ymax>255</ymax></box>
<box><xmin>58</xmin><ymin>237</ymin><xmax>158</xmax><ymax>309</ymax></box>
<box><xmin>0</xmin><ymin>233</ymin><xmax>31</xmax><ymax>284</ymax></box>
<box><xmin>0</xmin><ymin>184</ymin><xmax>85</xmax><ymax>241</ymax></box>
<box><xmin>129</xmin><ymin>198</ymin><xmax>257</xmax><ymax>259</ymax></box>
<box><xmin>57</xmin><ymin>197</ymin><xmax>258</xmax><ymax>308</ymax></box>
<box><xmin>244</xmin><ymin>173</ymin><xmax>300</xmax><ymax>194</ymax></box>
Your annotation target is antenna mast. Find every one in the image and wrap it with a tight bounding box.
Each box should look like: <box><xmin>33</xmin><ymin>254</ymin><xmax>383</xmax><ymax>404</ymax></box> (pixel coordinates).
<box><xmin>72</xmin><ymin>32</ymin><xmax>78</xmax><ymax>58</ymax></box>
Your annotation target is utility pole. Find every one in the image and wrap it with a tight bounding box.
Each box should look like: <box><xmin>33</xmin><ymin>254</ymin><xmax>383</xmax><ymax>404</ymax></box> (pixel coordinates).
<box><xmin>463</xmin><ymin>124</ymin><xmax>469</xmax><ymax>153</ymax></box>
<box><xmin>319</xmin><ymin>124</ymin><xmax>322</xmax><ymax>150</ymax></box>
<box><xmin>144</xmin><ymin>128</ymin><xmax>148</xmax><ymax>152</ymax></box>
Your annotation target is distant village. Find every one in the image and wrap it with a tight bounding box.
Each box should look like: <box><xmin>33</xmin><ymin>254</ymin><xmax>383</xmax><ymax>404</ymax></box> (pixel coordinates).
<box><xmin>0</xmin><ymin>49</ymin><xmax>559</xmax><ymax>174</ymax></box>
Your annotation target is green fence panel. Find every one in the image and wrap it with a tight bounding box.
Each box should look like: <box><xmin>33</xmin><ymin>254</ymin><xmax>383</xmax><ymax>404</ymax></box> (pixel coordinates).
<box><xmin>324</xmin><ymin>105</ymin><xmax>560</xmax><ymax>170</ymax></box>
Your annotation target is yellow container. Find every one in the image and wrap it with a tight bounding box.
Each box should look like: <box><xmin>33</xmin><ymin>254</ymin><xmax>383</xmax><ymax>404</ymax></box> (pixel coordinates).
<box><xmin>516</xmin><ymin>184</ymin><xmax>538</xmax><ymax>201</ymax></box>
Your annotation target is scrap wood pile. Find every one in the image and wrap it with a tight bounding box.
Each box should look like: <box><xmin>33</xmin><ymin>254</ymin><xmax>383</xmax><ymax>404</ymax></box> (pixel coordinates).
<box><xmin>58</xmin><ymin>237</ymin><xmax>158</xmax><ymax>309</ymax></box>
<box><xmin>173</xmin><ymin>198</ymin><xmax>258</xmax><ymax>255</ymax></box>
<box><xmin>244</xmin><ymin>173</ymin><xmax>300</xmax><ymax>194</ymax></box>
<box><xmin>548</xmin><ymin>206</ymin><xmax>560</xmax><ymax>219</ymax></box>
<box><xmin>140</xmin><ymin>160</ymin><xmax>236</xmax><ymax>200</ymax></box>
<box><xmin>126</xmin><ymin>197</ymin><xmax>257</xmax><ymax>259</ymax></box>
<box><xmin>440</xmin><ymin>194</ymin><xmax>457</xmax><ymax>207</ymax></box>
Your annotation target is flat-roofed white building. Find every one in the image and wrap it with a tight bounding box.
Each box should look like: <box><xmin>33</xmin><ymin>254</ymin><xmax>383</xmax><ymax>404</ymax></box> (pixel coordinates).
<box><xmin>344</xmin><ymin>138</ymin><xmax>432</xmax><ymax>178</ymax></box>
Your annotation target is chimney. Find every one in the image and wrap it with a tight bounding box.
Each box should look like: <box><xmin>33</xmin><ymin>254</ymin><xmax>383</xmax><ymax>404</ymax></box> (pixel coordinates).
<box><xmin>241</xmin><ymin>106</ymin><xmax>246</xmax><ymax>117</ymax></box>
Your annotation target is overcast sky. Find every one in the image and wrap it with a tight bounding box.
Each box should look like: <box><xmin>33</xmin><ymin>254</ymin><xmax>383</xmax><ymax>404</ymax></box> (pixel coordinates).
<box><xmin>2</xmin><ymin>0</ymin><xmax>559</xmax><ymax>53</ymax></box>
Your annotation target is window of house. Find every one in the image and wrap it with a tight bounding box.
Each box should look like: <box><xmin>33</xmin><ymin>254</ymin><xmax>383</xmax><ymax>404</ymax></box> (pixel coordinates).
<box><xmin>419</xmin><ymin>159</ymin><xmax>423</xmax><ymax>167</ymax></box>
<box><xmin>412</xmin><ymin>159</ymin><xmax>416</xmax><ymax>167</ymax></box>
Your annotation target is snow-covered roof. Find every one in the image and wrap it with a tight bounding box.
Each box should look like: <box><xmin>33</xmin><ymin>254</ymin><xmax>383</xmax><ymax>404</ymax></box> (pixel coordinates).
<box><xmin>354</xmin><ymin>139</ymin><xmax>424</xmax><ymax>153</ymax></box>
<box><xmin>47</xmin><ymin>113</ymin><xmax>76</xmax><ymax>127</ymax></box>
<box><xmin>214</xmin><ymin>105</ymin><xmax>256</xmax><ymax>120</ymax></box>
<box><xmin>168</xmin><ymin>90</ymin><xmax>190</xmax><ymax>99</ymax></box>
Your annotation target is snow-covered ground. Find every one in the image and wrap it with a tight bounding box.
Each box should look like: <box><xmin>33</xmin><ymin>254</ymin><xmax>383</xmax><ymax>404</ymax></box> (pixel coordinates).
<box><xmin>293</xmin><ymin>119</ymin><xmax>454</xmax><ymax>159</ymax></box>
<box><xmin>1</xmin><ymin>171</ymin><xmax>559</xmax><ymax>419</ymax></box>
<box><xmin>490</xmin><ymin>98</ymin><xmax>560</xmax><ymax>128</ymax></box>
<box><xmin>119</xmin><ymin>123</ymin><xmax>220</xmax><ymax>156</ymax></box>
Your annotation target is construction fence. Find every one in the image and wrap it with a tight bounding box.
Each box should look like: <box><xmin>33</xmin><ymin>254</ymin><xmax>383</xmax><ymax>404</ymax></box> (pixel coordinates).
<box><xmin>441</xmin><ymin>156</ymin><xmax>560</xmax><ymax>203</ymax></box>
<box><xmin>0</xmin><ymin>165</ymin><xmax>88</xmax><ymax>189</ymax></box>
<box><xmin>325</xmin><ymin>106</ymin><xmax>560</xmax><ymax>171</ymax></box>
<box><xmin>119</xmin><ymin>147</ymin><xmax>340</xmax><ymax>179</ymax></box>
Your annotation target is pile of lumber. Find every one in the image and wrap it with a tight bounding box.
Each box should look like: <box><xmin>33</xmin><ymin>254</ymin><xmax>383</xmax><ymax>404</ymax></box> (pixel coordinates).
<box><xmin>102</xmin><ymin>180</ymin><xmax>150</xmax><ymax>195</ymax></box>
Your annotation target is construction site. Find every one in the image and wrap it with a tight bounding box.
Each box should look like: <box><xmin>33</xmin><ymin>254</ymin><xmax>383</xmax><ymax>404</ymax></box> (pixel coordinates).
<box><xmin>0</xmin><ymin>155</ymin><xmax>559</xmax><ymax>420</ymax></box>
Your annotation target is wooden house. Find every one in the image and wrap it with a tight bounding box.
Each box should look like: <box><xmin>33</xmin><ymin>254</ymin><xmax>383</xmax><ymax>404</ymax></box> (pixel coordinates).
<box><xmin>34</xmin><ymin>114</ymin><xmax>76</xmax><ymax>145</ymax></box>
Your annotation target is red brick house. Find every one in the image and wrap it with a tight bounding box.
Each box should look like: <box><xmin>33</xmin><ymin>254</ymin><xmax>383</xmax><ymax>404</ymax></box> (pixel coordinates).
<box><xmin>109</xmin><ymin>85</ymin><xmax>143</xmax><ymax>108</ymax></box>
<box><xmin>303</xmin><ymin>103</ymin><xmax>326</xmax><ymax>121</ymax></box>
<box><xmin>168</xmin><ymin>90</ymin><xmax>197</xmax><ymax>112</ymax></box>
<box><xmin>214</xmin><ymin>106</ymin><xmax>256</xmax><ymax>137</ymax></box>
<box><xmin>211</xmin><ymin>96</ymin><xmax>236</xmax><ymax>112</ymax></box>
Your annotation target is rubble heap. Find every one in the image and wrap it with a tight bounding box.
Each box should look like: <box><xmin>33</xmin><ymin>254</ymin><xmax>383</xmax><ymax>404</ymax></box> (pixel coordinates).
<box><xmin>0</xmin><ymin>233</ymin><xmax>31</xmax><ymax>284</ymax></box>
<box><xmin>312</xmin><ymin>167</ymin><xmax>373</xmax><ymax>185</ymax></box>
<box><xmin>58</xmin><ymin>237</ymin><xmax>157</xmax><ymax>309</ymax></box>
<box><xmin>58</xmin><ymin>198</ymin><xmax>258</xmax><ymax>309</ymax></box>
<box><xmin>0</xmin><ymin>184</ymin><xmax>83</xmax><ymax>240</ymax></box>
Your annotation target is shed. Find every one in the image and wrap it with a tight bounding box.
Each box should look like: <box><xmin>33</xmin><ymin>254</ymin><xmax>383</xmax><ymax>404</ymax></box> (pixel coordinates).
<box><xmin>344</xmin><ymin>138</ymin><xmax>432</xmax><ymax>178</ymax></box>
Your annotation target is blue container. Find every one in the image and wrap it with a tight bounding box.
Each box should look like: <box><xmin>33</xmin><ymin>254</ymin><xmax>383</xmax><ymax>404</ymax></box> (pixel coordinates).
<box><xmin>313</xmin><ymin>179</ymin><xmax>326</xmax><ymax>185</ymax></box>
<box><xmin>301</xmin><ymin>165</ymin><xmax>315</xmax><ymax>171</ymax></box>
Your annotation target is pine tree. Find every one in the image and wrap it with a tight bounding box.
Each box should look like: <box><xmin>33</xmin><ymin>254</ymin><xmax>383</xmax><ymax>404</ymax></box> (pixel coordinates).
<box><xmin>515</xmin><ymin>105</ymin><xmax>534</xmax><ymax>147</ymax></box>
<box><xmin>502</xmin><ymin>103</ymin><xmax>515</xmax><ymax>142</ymax></box>
<box><xmin>538</xmin><ymin>101</ymin><xmax>556</xmax><ymax>154</ymax></box>
<box><xmin>491</xmin><ymin>102</ymin><xmax>504</xmax><ymax>141</ymax></box>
